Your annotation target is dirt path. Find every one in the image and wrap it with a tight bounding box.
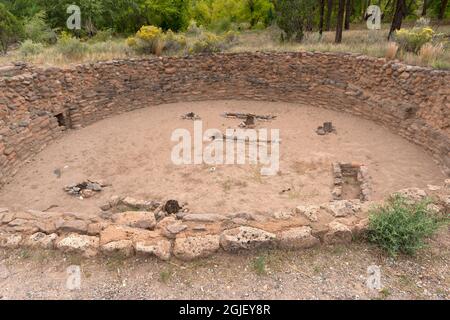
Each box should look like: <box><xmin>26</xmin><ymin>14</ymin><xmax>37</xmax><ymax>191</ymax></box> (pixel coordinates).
<box><xmin>0</xmin><ymin>229</ymin><xmax>448</xmax><ymax>300</ymax></box>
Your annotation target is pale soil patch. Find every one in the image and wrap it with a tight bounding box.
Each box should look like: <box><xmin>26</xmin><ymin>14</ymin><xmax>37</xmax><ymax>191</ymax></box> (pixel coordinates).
<box><xmin>0</xmin><ymin>100</ymin><xmax>444</xmax><ymax>216</ymax></box>
<box><xmin>0</xmin><ymin>229</ymin><xmax>448</xmax><ymax>300</ymax></box>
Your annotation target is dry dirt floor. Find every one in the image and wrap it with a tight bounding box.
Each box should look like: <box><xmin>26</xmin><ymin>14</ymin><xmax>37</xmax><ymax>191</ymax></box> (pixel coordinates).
<box><xmin>0</xmin><ymin>100</ymin><xmax>445</xmax><ymax>216</ymax></box>
<box><xmin>0</xmin><ymin>228</ymin><xmax>448</xmax><ymax>300</ymax></box>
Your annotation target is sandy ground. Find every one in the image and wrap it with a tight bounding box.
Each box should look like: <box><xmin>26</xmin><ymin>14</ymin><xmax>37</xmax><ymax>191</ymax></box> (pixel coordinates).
<box><xmin>0</xmin><ymin>229</ymin><xmax>448</xmax><ymax>300</ymax></box>
<box><xmin>0</xmin><ymin>100</ymin><xmax>445</xmax><ymax>215</ymax></box>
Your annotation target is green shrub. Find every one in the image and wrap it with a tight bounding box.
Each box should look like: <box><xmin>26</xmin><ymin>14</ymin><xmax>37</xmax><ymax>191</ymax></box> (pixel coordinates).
<box><xmin>394</xmin><ymin>27</ymin><xmax>435</xmax><ymax>53</ymax></box>
<box><xmin>19</xmin><ymin>40</ymin><xmax>44</xmax><ymax>57</ymax></box>
<box><xmin>89</xmin><ymin>29</ymin><xmax>114</xmax><ymax>43</ymax></box>
<box><xmin>189</xmin><ymin>32</ymin><xmax>229</xmax><ymax>54</ymax></box>
<box><xmin>163</xmin><ymin>30</ymin><xmax>187</xmax><ymax>54</ymax></box>
<box><xmin>24</xmin><ymin>11</ymin><xmax>56</xmax><ymax>44</ymax></box>
<box><xmin>55</xmin><ymin>32</ymin><xmax>87</xmax><ymax>58</ymax></box>
<box><xmin>0</xmin><ymin>3</ymin><xmax>23</xmax><ymax>53</ymax></box>
<box><xmin>367</xmin><ymin>195</ymin><xmax>441</xmax><ymax>256</ymax></box>
<box><xmin>127</xmin><ymin>25</ymin><xmax>164</xmax><ymax>55</ymax></box>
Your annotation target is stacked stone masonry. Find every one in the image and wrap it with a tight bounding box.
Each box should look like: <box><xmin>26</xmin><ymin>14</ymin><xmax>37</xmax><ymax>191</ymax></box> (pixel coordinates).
<box><xmin>0</xmin><ymin>52</ymin><xmax>449</xmax><ymax>260</ymax></box>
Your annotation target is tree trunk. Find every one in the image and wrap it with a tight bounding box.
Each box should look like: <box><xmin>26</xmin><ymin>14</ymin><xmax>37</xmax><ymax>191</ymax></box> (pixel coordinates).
<box><xmin>326</xmin><ymin>0</ymin><xmax>333</xmax><ymax>31</ymax></box>
<box><xmin>344</xmin><ymin>0</ymin><xmax>352</xmax><ymax>30</ymax></box>
<box><xmin>388</xmin><ymin>0</ymin><xmax>406</xmax><ymax>40</ymax></box>
<box><xmin>319</xmin><ymin>0</ymin><xmax>325</xmax><ymax>35</ymax></box>
<box><xmin>438</xmin><ymin>0</ymin><xmax>448</xmax><ymax>20</ymax></box>
<box><xmin>422</xmin><ymin>0</ymin><xmax>427</xmax><ymax>16</ymax></box>
<box><xmin>335</xmin><ymin>0</ymin><xmax>346</xmax><ymax>43</ymax></box>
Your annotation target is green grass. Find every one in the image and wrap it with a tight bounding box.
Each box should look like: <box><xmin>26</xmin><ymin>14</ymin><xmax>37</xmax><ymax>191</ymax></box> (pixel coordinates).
<box><xmin>252</xmin><ymin>255</ymin><xmax>267</xmax><ymax>276</ymax></box>
<box><xmin>367</xmin><ymin>195</ymin><xmax>445</xmax><ymax>257</ymax></box>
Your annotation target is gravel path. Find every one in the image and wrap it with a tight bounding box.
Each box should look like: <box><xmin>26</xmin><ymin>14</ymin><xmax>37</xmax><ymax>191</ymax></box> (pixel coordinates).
<box><xmin>0</xmin><ymin>229</ymin><xmax>448</xmax><ymax>300</ymax></box>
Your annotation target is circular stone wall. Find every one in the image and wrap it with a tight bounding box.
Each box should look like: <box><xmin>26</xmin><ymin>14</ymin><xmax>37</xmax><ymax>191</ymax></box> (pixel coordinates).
<box><xmin>0</xmin><ymin>52</ymin><xmax>449</xmax><ymax>260</ymax></box>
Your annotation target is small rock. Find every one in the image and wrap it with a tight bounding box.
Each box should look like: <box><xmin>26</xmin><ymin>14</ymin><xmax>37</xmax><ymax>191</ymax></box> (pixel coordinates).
<box><xmin>0</xmin><ymin>208</ymin><xmax>9</xmax><ymax>214</ymax></box>
<box><xmin>278</xmin><ymin>227</ymin><xmax>320</xmax><ymax>250</ymax></box>
<box><xmin>220</xmin><ymin>226</ymin><xmax>276</xmax><ymax>252</ymax></box>
<box><xmin>165</xmin><ymin>223</ymin><xmax>188</xmax><ymax>238</ymax></box>
<box><xmin>26</xmin><ymin>232</ymin><xmax>58</xmax><ymax>249</ymax></box>
<box><xmin>325</xmin><ymin>200</ymin><xmax>361</xmax><ymax>217</ymax></box>
<box><xmin>323</xmin><ymin>221</ymin><xmax>352</xmax><ymax>245</ymax></box>
<box><xmin>395</xmin><ymin>188</ymin><xmax>427</xmax><ymax>203</ymax></box>
<box><xmin>101</xmin><ymin>240</ymin><xmax>134</xmax><ymax>257</ymax></box>
<box><xmin>295</xmin><ymin>205</ymin><xmax>320</xmax><ymax>222</ymax></box>
<box><xmin>193</xmin><ymin>225</ymin><xmax>207</xmax><ymax>231</ymax></box>
<box><xmin>173</xmin><ymin>235</ymin><xmax>220</xmax><ymax>261</ymax></box>
<box><xmin>164</xmin><ymin>200</ymin><xmax>181</xmax><ymax>214</ymax></box>
<box><xmin>135</xmin><ymin>239</ymin><xmax>172</xmax><ymax>261</ymax></box>
<box><xmin>0</xmin><ymin>234</ymin><xmax>22</xmax><ymax>248</ymax></box>
<box><xmin>273</xmin><ymin>211</ymin><xmax>293</xmax><ymax>220</ymax></box>
<box><xmin>56</xmin><ymin>219</ymin><xmax>88</xmax><ymax>234</ymax></box>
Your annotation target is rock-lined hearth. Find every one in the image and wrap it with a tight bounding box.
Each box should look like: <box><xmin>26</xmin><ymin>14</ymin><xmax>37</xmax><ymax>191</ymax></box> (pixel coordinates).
<box><xmin>0</xmin><ymin>183</ymin><xmax>448</xmax><ymax>260</ymax></box>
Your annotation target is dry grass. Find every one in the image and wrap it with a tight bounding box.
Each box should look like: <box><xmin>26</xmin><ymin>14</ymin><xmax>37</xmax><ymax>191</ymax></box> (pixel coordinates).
<box><xmin>0</xmin><ymin>23</ymin><xmax>449</xmax><ymax>69</ymax></box>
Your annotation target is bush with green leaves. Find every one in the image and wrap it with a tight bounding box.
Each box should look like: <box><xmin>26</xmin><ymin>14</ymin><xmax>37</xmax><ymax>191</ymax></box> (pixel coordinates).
<box><xmin>394</xmin><ymin>27</ymin><xmax>435</xmax><ymax>53</ymax></box>
<box><xmin>24</xmin><ymin>11</ymin><xmax>57</xmax><ymax>44</ymax></box>
<box><xmin>19</xmin><ymin>39</ymin><xmax>44</xmax><ymax>57</ymax></box>
<box><xmin>163</xmin><ymin>30</ymin><xmax>187</xmax><ymax>54</ymax></box>
<box><xmin>0</xmin><ymin>3</ymin><xmax>23</xmax><ymax>53</ymax></box>
<box><xmin>189</xmin><ymin>32</ymin><xmax>230</xmax><ymax>54</ymax></box>
<box><xmin>127</xmin><ymin>25</ymin><xmax>164</xmax><ymax>55</ymax></box>
<box><xmin>55</xmin><ymin>32</ymin><xmax>87</xmax><ymax>58</ymax></box>
<box><xmin>367</xmin><ymin>195</ymin><xmax>442</xmax><ymax>256</ymax></box>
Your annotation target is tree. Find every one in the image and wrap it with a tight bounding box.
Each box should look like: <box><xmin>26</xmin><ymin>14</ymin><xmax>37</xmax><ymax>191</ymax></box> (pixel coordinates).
<box><xmin>388</xmin><ymin>0</ymin><xmax>407</xmax><ymax>40</ymax></box>
<box><xmin>326</xmin><ymin>0</ymin><xmax>333</xmax><ymax>31</ymax></box>
<box><xmin>438</xmin><ymin>0</ymin><xmax>449</xmax><ymax>19</ymax></box>
<box><xmin>422</xmin><ymin>0</ymin><xmax>428</xmax><ymax>16</ymax></box>
<box><xmin>274</xmin><ymin>0</ymin><xmax>316</xmax><ymax>42</ymax></box>
<box><xmin>0</xmin><ymin>3</ymin><xmax>22</xmax><ymax>53</ymax></box>
<box><xmin>344</xmin><ymin>0</ymin><xmax>352</xmax><ymax>30</ymax></box>
<box><xmin>319</xmin><ymin>0</ymin><xmax>325</xmax><ymax>35</ymax></box>
<box><xmin>335</xmin><ymin>0</ymin><xmax>345</xmax><ymax>43</ymax></box>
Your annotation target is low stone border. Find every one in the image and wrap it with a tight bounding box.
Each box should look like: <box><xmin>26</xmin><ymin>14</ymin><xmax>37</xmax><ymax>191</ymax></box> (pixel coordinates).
<box><xmin>0</xmin><ymin>182</ymin><xmax>448</xmax><ymax>261</ymax></box>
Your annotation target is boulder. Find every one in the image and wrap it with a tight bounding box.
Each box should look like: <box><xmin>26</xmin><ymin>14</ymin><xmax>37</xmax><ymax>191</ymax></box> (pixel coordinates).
<box><xmin>220</xmin><ymin>226</ymin><xmax>276</xmax><ymax>252</ymax></box>
<box><xmin>278</xmin><ymin>227</ymin><xmax>320</xmax><ymax>250</ymax></box>
<box><xmin>55</xmin><ymin>219</ymin><xmax>88</xmax><ymax>234</ymax></box>
<box><xmin>135</xmin><ymin>239</ymin><xmax>172</xmax><ymax>261</ymax></box>
<box><xmin>0</xmin><ymin>233</ymin><xmax>22</xmax><ymax>248</ymax></box>
<box><xmin>113</xmin><ymin>211</ymin><xmax>156</xmax><ymax>230</ymax></box>
<box><xmin>323</xmin><ymin>221</ymin><xmax>352</xmax><ymax>245</ymax></box>
<box><xmin>56</xmin><ymin>234</ymin><xmax>99</xmax><ymax>257</ymax></box>
<box><xmin>173</xmin><ymin>235</ymin><xmax>220</xmax><ymax>261</ymax></box>
<box><xmin>395</xmin><ymin>188</ymin><xmax>427</xmax><ymax>203</ymax></box>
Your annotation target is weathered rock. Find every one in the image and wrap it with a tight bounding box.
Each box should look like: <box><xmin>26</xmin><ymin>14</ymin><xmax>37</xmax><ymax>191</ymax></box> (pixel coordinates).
<box><xmin>121</xmin><ymin>197</ymin><xmax>159</xmax><ymax>211</ymax></box>
<box><xmin>135</xmin><ymin>239</ymin><xmax>172</xmax><ymax>261</ymax></box>
<box><xmin>55</xmin><ymin>219</ymin><xmax>88</xmax><ymax>234</ymax></box>
<box><xmin>7</xmin><ymin>218</ymin><xmax>38</xmax><ymax>233</ymax></box>
<box><xmin>324</xmin><ymin>200</ymin><xmax>361</xmax><ymax>217</ymax></box>
<box><xmin>163</xmin><ymin>223</ymin><xmax>188</xmax><ymax>239</ymax></box>
<box><xmin>112</xmin><ymin>211</ymin><xmax>156</xmax><ymax>230</ymax></box>
<box><xmin>173</xmin><ymin>235</ymin><xmax>220</xmax><ymax>261</ymax></box>
<box><xmin>278</xmin><ymin>227</ymin><xmax>320</xmax><ymax>250</ymax></box>
<box><xmin>56</xmin><ymin>234</ymin><xmax>99</xmax><ymax>257</ymax></box>
<box><xmin>395</xmin><ymin>188</ymin><xmax>427</xmax><ymax>203</ymax></box>
<box><xmin>0</xmin><ymin>233</ymin><xmax>22</xmax><ymax>248</ymax></box>
<box><xmin>87</xmin><ymin>222</ymin><xmax>109</xmax><ymax>235</ymax></box>
<box><xmin>26</xmin><ymin>232</ymin><xmax>58</xmax><ymax>249</ymax></box>
<box><xmin>273</xmin><ymin>211</ymin><xmax>293</xmax><ymax>220</ymax></box>
<box><xmin>323</xmin><ymin>221</ymin><xmax>352</xmax><ymax>245</ymax></box>
<box><xmin>445</xmin><ymin>179</ymin><xmax>450</xmax><ymax>189</ymax></box>
<box><xmin>220</xmin><ymin>227</ymin><xmax>276</xmax><ymax>251</ymax></box>
<box><xmin>101</xmin><ymin>240</ymin><xmax>134</xmax><ymax>257</ymax></box>
<box><xmin>182</xmin><ymin>213</ymin><xmax>228</xmax><ymax>222</ymax></box>
<box><xmin>99</xmin><ymin>225</ymin><xmax>159</xmax><ymax>245</ymax></box>
<box><xmin>295</xmin><ymin>205</ymin><xmax>320</xmax><ymax>222</ymax></box>
<box><xmin>0</xmin><ymin>208</ymin><xmax>8</xmax><ymax>214</ymax></box>
<box><xmin>352</xmin><ymin>218</ymin><xmax>369</xmax><ymax>238</ymax></box>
